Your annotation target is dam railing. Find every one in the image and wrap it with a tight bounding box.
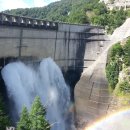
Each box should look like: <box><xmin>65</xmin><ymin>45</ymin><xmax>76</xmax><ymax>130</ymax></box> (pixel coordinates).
<box><xmin>0</xmin><ymin>13</ymin><xmax>58</xmax><ymax>30</ymax></box>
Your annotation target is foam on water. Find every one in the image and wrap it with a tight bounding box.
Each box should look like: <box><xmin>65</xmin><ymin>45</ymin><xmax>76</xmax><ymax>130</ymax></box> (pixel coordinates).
<box><xmin>1</xmin><ymin>58</ymin><xmax>71</xmax><ymax>130</ymax></box>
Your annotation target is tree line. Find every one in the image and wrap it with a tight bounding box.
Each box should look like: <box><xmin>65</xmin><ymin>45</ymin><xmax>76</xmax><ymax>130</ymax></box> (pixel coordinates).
<box><xmin>106</xmin><ymin>38</ymin><xmax>130</xmax><ymax>96</ymax></box>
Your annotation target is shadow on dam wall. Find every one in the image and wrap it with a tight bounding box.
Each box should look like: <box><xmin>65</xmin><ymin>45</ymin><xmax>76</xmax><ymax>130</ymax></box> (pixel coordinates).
<box><xmin>63</xmin><ymin>34</ymin><xmax>87</xmax><ymax>101</ymax></box>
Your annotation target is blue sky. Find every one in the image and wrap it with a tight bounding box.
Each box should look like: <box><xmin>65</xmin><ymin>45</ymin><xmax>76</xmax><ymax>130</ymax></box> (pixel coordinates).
<box><xmin>0</xmin><ymin>0</ymin><xmax>60</xmax><ymax>11</ymax></box>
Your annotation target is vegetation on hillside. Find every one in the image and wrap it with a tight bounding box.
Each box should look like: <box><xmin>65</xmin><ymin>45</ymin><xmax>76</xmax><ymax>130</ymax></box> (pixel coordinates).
<box><xmin>106</xmin><ymin>38</ymin><xmax>130</xmax><ymax>97</ymax></box>
<box><xmin>106</xmin><ymin>43</ymin><xmax>123</xmax><ymax>90</ymax></box>
<box><xmin>4</xmin><ymin>0</ymin><xmax>130</xmax><ymax>33</ymax></box>
<box><xmin>115</xmin><ymin>80</ymin><xmax>130</xmax><ymax>97</ymax></box>
<box><xmin>123</xmin><ymin>39</ymin><xmax>130</xmax><ymax>66</ymax></box>
<box><xmin>0</xmin><ymin>94</ymin><xmax>10</xmax><ymax>130</ymax></box>
<box><xmin>17</xmin><ymin>96</ymin><xmax>50</xmax><ymax>130</ymax></box>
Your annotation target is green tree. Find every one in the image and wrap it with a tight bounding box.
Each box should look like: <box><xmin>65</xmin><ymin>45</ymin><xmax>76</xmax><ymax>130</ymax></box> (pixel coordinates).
<box><xmin>108</xmin><ymin>43</ymin><xmax>123</xmax><ymax>62</ymax></box>
<box><xmin>68</xmin><ymin>9</ymin><xmax>89</xmax><ymax>24</ymax></box>
<box><xmin>123</xmin><ymin>38</ymin><xmax>130</xmax><ymax>66</ymax></box>
<box><xmin>115</xmin><ymin>81</ymin><xmax>130</xmax><ymax>96</ymax></box>
<box><xmin>17</xmin><ymin>106</ymin><xmax>30</xmax><ymax>130</ymax></box>
<box><xmin>106</xmin><ymin>61</ymin><xmax>120</xmax><ymax>90</ymax></box>
<box><xmin>106</xmin><ymin>43</ymin><xmax>123</xmax><ymax>90</ymax></box>
<box><xmin>0</xmin><ymin>94</ymin><xmax>10</xmax><ymax>130</ymax></box>
<box><xmin>30</xmin><ymin>96</ymin><xmax>50</xmax><ymax>130</ymax></box>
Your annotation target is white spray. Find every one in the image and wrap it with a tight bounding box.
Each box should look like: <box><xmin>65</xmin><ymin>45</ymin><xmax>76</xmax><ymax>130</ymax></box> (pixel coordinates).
<box><xmin>1</xmin><ymin>58</ymin><xmax>71</xmax><ymax>130</ymax></box>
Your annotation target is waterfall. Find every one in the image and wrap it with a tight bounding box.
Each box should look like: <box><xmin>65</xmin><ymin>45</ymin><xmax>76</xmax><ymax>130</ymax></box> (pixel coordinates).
<box><xmin>1</xmin><ymin>58</ymin><xmax>71</xmax><ymax>130</ymax></box>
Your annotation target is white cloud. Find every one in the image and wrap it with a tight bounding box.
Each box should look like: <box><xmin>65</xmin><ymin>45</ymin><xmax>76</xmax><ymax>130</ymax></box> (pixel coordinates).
<box><xmin>33</xmin><ymin>0</ymin><xmax>47</xmax><ymax>7</ymax></box>
<box><xmin>44</xmin><ymin>0</ymin><xmax>60</xmax><ymax>4</ymax></box>
<box><xmin>33</xmin><ymin>0</ymin><xmax>60</xmax><ymax>7</ymax></box>
<box><xmin>0</xmin><ymin>0</ymin><xmax>60</xmax><ymax>11</ymax></box>
<box><xmin>0</xmin><ymin>0</ymin><xmax>29</xmax><ymax>11</ymax></box>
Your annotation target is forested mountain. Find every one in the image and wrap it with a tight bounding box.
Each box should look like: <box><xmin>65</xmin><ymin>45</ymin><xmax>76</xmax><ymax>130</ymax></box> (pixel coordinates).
<box><xmin>3</xmin><ymin>0</ymin><xmax>130</xmax><ymax>33</ymax></box>
<box><xmin>4</xmin><ymin>0</ymin><xmax>93</xmax><ymax>23</ymax></box>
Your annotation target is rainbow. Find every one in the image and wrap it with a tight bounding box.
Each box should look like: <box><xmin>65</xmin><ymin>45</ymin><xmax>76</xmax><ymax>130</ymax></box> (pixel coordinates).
<box><xmin>85</xmin><ymin>108</ymin><xmax>130</xmax><ymax>130</ymax></box>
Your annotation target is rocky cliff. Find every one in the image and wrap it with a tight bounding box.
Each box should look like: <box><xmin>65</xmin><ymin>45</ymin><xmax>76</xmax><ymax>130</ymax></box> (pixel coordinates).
<box><xmin>111</xmin><ymin>18</ymin><xmax>130</xmax><ymax>43</ymax></box>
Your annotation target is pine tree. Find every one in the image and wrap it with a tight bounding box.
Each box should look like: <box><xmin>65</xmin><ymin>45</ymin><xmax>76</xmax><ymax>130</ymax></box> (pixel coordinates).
<box><xmin>30</xmin><ymin>96</ymin><xmax>50</xmax><ymax>130</ymax></box>
<box><xmin>17</xmin><ymin>106</ymin><xmax>30</xmax><ymax>130</ymax></box>
<box><xmin>0</xmin><ymin>94</ymin><xmax>10</xmax><ymax>130</ymax></box>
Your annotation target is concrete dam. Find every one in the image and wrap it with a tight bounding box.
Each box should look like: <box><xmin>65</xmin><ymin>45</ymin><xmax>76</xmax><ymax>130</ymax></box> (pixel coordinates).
<box><xmin>0</xmin><ymin>13</ymin><xmax>109</xmax><ymax>129</ymax></box>
<box><xmin>0</xmin><ymin>13</ymin><xmax>105</xmax><ymax>69</ymax></box>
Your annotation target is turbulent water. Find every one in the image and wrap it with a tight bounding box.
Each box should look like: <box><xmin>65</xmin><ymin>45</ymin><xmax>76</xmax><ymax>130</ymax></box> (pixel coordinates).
<box><xmin>1</xmin><ymin>58</ymin><xmax>71</xmax><ymax>130</ymax></box>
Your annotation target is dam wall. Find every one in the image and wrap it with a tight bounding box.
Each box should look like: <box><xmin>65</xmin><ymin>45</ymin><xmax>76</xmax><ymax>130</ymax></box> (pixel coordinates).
<box><xmin>0</xmin><ymin>24</ymin><xmax>105</xmax><ymax>70</ymax></box>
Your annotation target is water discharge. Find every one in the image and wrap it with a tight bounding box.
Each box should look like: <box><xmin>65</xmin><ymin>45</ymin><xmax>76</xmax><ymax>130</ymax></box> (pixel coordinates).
<box><xmin>1</xmin><ymin>58</ymin><xmax>72</xmax><ymax>130</ymax></box>
<box><xmin>85</xmin><ymin>109</ymin><xmax>130</xmax><ymax>130</ymax></box>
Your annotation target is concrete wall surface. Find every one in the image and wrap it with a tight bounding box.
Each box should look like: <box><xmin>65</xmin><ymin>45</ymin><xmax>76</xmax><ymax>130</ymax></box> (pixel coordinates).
<box><xmin>0</xmin><ymin>23</ymin><xmax>105</xmax><ymax>71</ymax></box>
<box><xmin>74</xmin><ymin>38</ymin><xmax>111</xmax><ymax>129</ymax></box>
